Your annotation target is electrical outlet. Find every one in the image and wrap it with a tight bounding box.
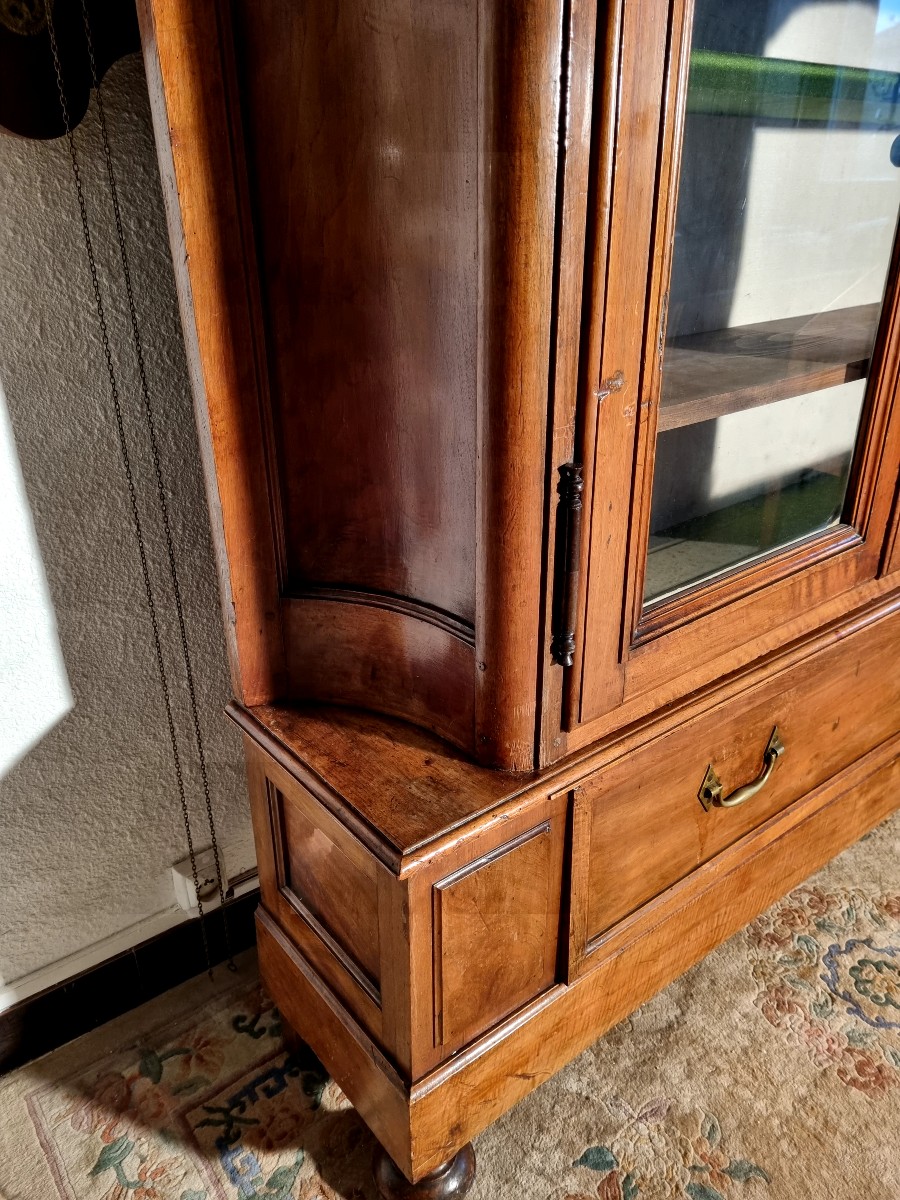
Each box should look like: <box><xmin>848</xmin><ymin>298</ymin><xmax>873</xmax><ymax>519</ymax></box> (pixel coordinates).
<box><xmin>171</xmin><ymin>847</ymin><xmax>259</xmax><ymax>914</ymax></box>
<box><xmin>171</xmin><ymin>847</ymin><xmax>224</xmax><ymax>913</ymax></box>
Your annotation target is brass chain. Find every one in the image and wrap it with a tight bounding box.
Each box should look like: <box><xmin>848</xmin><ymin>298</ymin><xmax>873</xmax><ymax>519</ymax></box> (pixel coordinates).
<box><xmin>43</xmin><ymin>0</ymin><xmax>235</xmax><ymax>973</ymax></box>
<box><xmin>76</xmin><ymin>0</ymin><xmax>235</xmax><ymax>968</ymax></box>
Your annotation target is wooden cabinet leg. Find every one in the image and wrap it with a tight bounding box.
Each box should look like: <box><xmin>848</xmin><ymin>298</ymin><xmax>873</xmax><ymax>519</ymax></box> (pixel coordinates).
<box><xmin>282</xmin><ymin>1014</ymin><xmax>476</xmax><ymax>1197</ymax></box>
<box><xmin>372</xmin><ymin>1143</ymin><xmax>476</xmax><ymax>1199</ymax></box>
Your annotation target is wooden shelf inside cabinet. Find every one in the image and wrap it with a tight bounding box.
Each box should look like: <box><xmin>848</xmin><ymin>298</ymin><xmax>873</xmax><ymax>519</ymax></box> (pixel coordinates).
<box><xmin>659</xmin><ymin>302</ymin><xmax>880</xmax><ymax>431</ymax></box>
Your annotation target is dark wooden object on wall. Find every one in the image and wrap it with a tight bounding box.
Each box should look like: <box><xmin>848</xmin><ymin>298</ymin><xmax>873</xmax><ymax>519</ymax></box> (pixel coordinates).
<box><xmin>137</xmin><ymin>0</ymin><xmax>900</xmax><ymax>1192</ymax></box>
<box><xmin>0</xmin><ymin>0</ymin><xmax>139</xmax><ymax>139</ymax></box>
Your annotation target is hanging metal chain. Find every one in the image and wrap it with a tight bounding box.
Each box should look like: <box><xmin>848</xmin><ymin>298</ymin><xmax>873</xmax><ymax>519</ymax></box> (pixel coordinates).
<box><xmin>43</xmin><ymin>0</ymin><xmax>226</xmax><ymax>973</ymax></box>
<box><xmin>76</xmin><ymin>0</ymin><xmax>235</xmax><ymax>968</ymax></box>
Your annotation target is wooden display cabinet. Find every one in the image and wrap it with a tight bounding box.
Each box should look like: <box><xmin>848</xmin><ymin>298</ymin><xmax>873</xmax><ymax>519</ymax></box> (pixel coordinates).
<box><xmin>138</xmin><ymin>0</ymin><xmax>900</xmax><ymax>1194</ymax></box>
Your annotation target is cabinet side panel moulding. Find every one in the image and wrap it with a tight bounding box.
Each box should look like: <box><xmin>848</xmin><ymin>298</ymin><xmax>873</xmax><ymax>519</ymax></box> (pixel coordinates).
<box><xmin>243</xmin><ymin>741</ymin><xmax>385</xmax><ymax>1042</ymax></box>
<box><xmin>431</xmin><ymin>818</ymin><xmax>564</xmax><ymax>1054</ymax></box>
<box><xmin>137</xmin><ymin>0</ymin><xmax>286</xmax><ymax>703</ymax></box>
<box><xmin>476</xmin><ymin>0</ymin><xmax>566</xmax><ymax>769</ymax></box>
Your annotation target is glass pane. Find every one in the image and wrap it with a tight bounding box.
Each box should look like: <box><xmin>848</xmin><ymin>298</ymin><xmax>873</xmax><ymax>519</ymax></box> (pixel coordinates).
<box><xmin>643</xmin><ymin>0</ymin><xmax>900</xmax><ymax>607</ymax></box>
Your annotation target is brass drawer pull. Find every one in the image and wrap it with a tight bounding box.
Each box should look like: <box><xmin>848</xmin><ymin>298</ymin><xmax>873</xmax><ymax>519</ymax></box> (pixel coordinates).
<box><xmin>698</xmin><ymin>726</ymin><xmax>785</xmax><ymax>812</ymax></box>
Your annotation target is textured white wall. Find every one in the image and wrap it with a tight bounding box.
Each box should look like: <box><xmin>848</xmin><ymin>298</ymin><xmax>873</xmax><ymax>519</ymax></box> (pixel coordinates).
<box><xmin>0</xmin><ymin>54</ymin><xmax>253</xmax><ymax>988</ymax></box>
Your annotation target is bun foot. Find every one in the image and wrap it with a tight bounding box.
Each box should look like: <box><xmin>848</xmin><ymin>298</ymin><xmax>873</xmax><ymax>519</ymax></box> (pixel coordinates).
<box><xmin>373</xmin><ymin>1143</ymin><xmax>476</xmax><ymax>1199</ymax></box>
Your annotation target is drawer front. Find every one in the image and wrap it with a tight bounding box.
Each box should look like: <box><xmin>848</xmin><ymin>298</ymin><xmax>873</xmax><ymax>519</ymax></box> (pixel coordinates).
<box><xmin>573</xmin><ymin>608</ymin><xmax>900</xmax><ymax>960</ymax></box>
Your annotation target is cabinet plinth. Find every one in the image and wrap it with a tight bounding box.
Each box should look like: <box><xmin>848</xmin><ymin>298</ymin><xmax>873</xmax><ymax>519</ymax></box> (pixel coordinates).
<box><xmin>229</xmin><ymin>597</ymin><xmax>900</xmax><ymax>1180</ymax></box>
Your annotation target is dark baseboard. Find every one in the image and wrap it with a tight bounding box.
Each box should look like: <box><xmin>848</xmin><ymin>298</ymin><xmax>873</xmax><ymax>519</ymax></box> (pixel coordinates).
<box><xmin>0</xmin><ymin>891</ymin><xmax>259</xmax><ymax>1076</ymax></box>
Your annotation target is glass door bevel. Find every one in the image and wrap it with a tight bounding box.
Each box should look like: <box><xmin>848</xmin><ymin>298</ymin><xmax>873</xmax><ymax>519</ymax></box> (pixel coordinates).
<box><xmin>639</xmin><ymin>0</ymin><xmax>900</xmax><ymax>614</ymax></box>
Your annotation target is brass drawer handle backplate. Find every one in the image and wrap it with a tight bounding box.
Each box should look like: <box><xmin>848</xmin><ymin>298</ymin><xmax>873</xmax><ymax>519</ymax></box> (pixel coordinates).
<box><xmin>697</xmin><ymin>726</ymin><xmax>786</xmax><ymax>812</ymax></box>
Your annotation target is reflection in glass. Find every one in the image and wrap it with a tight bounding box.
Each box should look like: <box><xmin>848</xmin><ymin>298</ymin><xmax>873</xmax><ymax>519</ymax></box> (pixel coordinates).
<box><xmin>643</xmin><ymin>0</ymin><xmax>900</xmax><ymax>606</ymax></box>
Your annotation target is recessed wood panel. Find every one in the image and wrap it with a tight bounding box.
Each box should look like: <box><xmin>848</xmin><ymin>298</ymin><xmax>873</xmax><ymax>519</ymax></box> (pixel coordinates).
<box><xmin>433</xmin><ymin>820</ymin><xmax>563</xmax><ymax>1052</ymax></box>
<box><xmin>254</xmin><ymin>770</ymin><xmax>384</xmax><ymax>1021</ymax></box>
<box><xmin>278</xmin><ymin>789</ymin><xmax>381</xmax><ymax>988</ymax></box>
<box><xmin>229</xmin><ymin>0</ymin><xmax>477</xmax><ymax>622</ymax></box>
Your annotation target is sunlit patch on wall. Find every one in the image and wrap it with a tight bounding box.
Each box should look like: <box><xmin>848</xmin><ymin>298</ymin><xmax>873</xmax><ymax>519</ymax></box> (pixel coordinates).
<box><xmin>0</xmin><ymin>376</ymin><xmax>72</xmax><ymax>778</ymax></box>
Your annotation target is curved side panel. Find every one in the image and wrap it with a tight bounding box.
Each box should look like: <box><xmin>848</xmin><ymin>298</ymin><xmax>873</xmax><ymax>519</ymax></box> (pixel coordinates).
<box><xmin>283</xmin><ymin>597</ymin><xmax>476</xmax><ymax>756</ymax></box>
<box><xmin>138</xmin><ymin>0</ymin><xmax>286</xmax><ymax>704</ymax></box>
<box><xmin>229</xmin><ymin>0</ymin><xmax>478</xmax><ymax>624</ymax></box>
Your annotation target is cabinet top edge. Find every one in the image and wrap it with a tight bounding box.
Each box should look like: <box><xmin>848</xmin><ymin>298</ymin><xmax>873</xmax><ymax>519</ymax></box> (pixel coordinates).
<box><xmin>226</xmin><ymin>588</ymin><xmax>900</xmax><ymax>866</ymax></box>
<box><xmin>228</xmin><ymin>702</ymin><xmax>537</xmax><ymax>867</ymax></box>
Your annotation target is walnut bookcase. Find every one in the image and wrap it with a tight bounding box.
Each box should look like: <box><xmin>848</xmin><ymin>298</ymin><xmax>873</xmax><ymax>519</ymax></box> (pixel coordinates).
<box><xmin>138</xmin><ymin>0</ymin><xmax>900</xmax><ymax>1194</ymax></box>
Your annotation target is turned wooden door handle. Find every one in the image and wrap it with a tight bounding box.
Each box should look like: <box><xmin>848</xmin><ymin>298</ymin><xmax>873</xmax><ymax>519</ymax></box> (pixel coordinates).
<box><xmin>697</xmin><ymin>727</ymin><xmax>786</xmax><ymax>812</ymax></box>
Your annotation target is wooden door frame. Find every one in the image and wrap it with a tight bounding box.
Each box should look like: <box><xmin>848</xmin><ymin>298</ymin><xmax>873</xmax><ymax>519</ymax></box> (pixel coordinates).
<box><xmin>556</xmin><ymin>0</ymin><xmax>900</xmax><ymax>759</ymax></box>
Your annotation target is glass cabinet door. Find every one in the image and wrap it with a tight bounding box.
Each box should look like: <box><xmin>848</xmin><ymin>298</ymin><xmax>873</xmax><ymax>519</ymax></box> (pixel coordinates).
<box><xmin>643</xmin><ymin>0</ymin><xmax>900</xmax><ymax>606</ymax></box>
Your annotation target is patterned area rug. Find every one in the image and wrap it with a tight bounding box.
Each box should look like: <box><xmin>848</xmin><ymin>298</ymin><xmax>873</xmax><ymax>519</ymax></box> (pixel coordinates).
<box><xmin>2</xmin><ymin>811</ymin><xmax>899</xmax><ymax>1200</ymax></box>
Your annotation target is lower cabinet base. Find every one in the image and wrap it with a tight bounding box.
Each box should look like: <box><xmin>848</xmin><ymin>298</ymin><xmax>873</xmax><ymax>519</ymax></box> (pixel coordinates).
<box><xmin>253</xmin><ymin>729</ymin><xmax>900</xmax><ymax>1185</ymax></box>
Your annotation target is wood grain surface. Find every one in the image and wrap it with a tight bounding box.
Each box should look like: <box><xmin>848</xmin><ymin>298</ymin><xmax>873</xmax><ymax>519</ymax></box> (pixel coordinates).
<box><xmin>432</xmin><ymin>819</ymin><xmax>563</xmax><ymax>1052</ymax></box>
<box><xmin>228</xmin><ymin>0</ymin><xmax>478</xmax><ymax>623</ymax></box>
<box><xmin>282</xmin><ymin>595</ymin><xmax>476</xmax><ymax>756</ymax></box>
<box><xmin>580</xmin><ymin>600</ymin><xmax>900</xmax><ymax>943</ymax></box>
<box><xmin>143</xmin><ymin>0</ymin><xmax>581</xmax><ymax>766</ymax></box>
<box><xmin>660</xmin><ymin>303</ymin><xmax>879</xmax><ymax>430</ymax></box>
<box><xmin>573</xmin><ymin>0</ymin><xmax>671</xmax><ymax>725</ymax></box>
<box><xmin>246</xmin><ymin>746</ymin><xmax>387</xmax><ymax>1043</ymax></box>
<box><xmin>474</xmin><ymin>0</ymin><xmax>566</xmax><ymax>770</ymax></box>
<box><xmin>409</xmin><ymin>736</ymin><xmax>900</xmax><ymax>1169</ymax></box>
<box><xmin>231</xmin><ymin>703</ymin><xmax>536</xmax><ymax>865</ymax></box>
<box><xmin>258</xmin><ymin>734</ymin><xmax>900</xmax><ymax>1179</ymax></box>
<box><xmin>138</xmin><ymin>0</ymin><xmax>287</xmax><ymax>705</ymax></box>
<box><xmin>230</xmin><ymin>591</ymin><xmax>900</xmax><ymax>864</ymax></box>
